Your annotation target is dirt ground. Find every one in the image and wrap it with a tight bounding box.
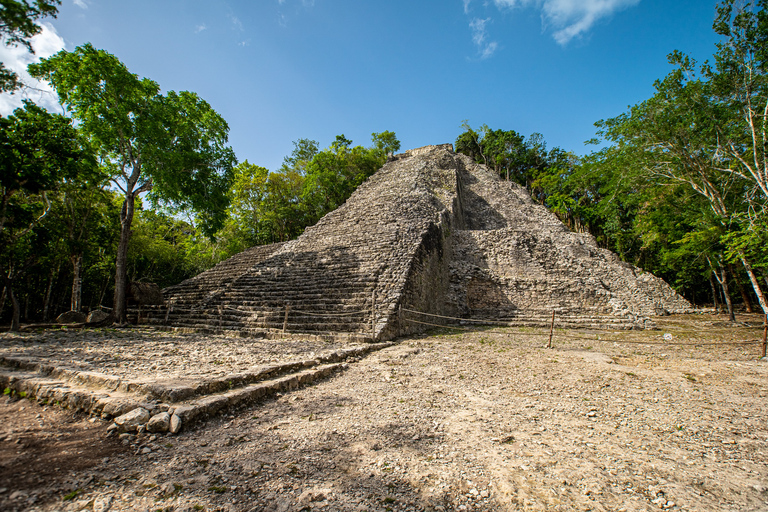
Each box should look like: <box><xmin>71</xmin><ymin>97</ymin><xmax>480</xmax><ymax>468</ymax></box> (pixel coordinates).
<box><xmin>1</xmin><ymin>313</ymin><xmax>767</xmax><ymax>512</ymax></box>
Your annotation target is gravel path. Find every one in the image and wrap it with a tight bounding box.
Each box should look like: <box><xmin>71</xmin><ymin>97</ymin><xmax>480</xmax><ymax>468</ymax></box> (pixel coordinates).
<box><xmin>1</xmin><ymin>314</ymin><xmax>767</xmax><ymax>512</ymax></box>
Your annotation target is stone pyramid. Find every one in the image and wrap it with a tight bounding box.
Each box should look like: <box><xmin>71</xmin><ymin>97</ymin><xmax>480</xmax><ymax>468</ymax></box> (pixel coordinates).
<box><xmin>155</xmin><ymin>144</ymin><xmax>691</xmax><ymax>340</ymax></box>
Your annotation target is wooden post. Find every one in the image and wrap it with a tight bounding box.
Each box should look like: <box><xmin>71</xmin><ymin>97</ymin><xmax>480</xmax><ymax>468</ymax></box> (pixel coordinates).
<box><xmin>164</xmin><ymin>304</ymin><xmax>172</xmax><ymax>324</ymax></box>
<box><xmin>282</xmin><ymin>304</ymin><xmax>290</xmax><ymax>334</ymax></box>
<box><xmin>371</xmin><ymin>290</ymin><xmax>377</xmax><ymax>341</ymax></box>
<box><xmin>547</xmin><ymin>310</ymin><xmax>555</xmax><ymax>349</ymax></box>
<box><xmin>762</xmin><ymin>314</ymin><xmax>767</xmax><ymax>359</ymax></box>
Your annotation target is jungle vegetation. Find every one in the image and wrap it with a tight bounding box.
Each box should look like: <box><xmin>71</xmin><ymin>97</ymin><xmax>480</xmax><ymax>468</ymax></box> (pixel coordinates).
<box><xmin>1</xmin><ymin>0</ymin><xmax>766</xmax><ymax>327</ymax></box>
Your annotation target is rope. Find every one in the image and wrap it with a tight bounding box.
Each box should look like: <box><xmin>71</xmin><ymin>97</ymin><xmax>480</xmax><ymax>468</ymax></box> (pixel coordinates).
<box><xmin>136</xmin><ymin>300</ymin><xmax>766</xmax><ymax>350</ymax></box>
<box><xmin>400</xmin><ymin>308</ymin><xmax>764</xmax><ymax>348</ymax></box>
<box><xmin>290</xmin><ymin>309</ymin><xmax>367</xmax><ymax>318</ymax></box>
<box><xmin>401</xmin><ymin>308</ymin><xmax>503</xmax><ymax>324</ymax></box>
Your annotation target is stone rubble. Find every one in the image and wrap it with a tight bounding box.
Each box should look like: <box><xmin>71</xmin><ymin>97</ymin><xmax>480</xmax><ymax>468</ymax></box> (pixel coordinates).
<box><xmin>2</xmin><ymin>315</ymin><xmax>765</xmax><ymax>512</ymax></box>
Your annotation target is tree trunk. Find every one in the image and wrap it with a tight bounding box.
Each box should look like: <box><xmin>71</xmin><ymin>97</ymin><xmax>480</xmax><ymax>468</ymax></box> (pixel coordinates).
<box><xmin>729</xmin><ymin>263</ymin><xmax>754</xmax><ymax>313</ymax></box>
<box><xmin>0</xmin><ymin>286</ymin><xmax>5</xmax><ymax>318</ymax></box>
<box><xmin>741</xmin><ymin>252</ymin><xmax>768</xmax><ymax>317</ymax></box>
<box><xmin>42</xmin><ymin>265</ymin><xmax>57</xmax><ymax>322</ymax></box>
<box><xmin>716</xmin><ymin>264</ymin><xmax>735</xmax><ymax>322</ymax></box>
<box><xmin>70</xmin><ymin>253</ymin><xmax>83</xmax><ymax>313</ymax></box>
<box><xmin>113</xmin><ymin>193</ymin><xmax>136</xmax><ymax>324</ymax></box>
<box><xmin>9</xmin><ymin>285</ymin><xmax>20</xmax><ymax>332</ymax></box>
<box><xmin>709</xmin><ymin>271</ymin><xmax>721</xmax><ymax>313</ymax></box>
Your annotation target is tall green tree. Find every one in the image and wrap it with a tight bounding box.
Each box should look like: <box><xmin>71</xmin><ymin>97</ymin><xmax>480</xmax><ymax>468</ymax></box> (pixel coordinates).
<box><xmin>30</xmin><ymin>43</ymin><xmax>237</xmax><ymax>323</ymax></box>
<box><xmin>589</xmin><ymin>0</ymin><xmax>768</xmax><ymax>315</ymax></box>
<box><xmin>0</xmin><ymin>0</ymin><xmax>59</xmax><ymax>92</ymax></box>
<box><xmin>0</xmin><ymin>100</ymin><xmax>96</xmax><ymax>329</ymax></box>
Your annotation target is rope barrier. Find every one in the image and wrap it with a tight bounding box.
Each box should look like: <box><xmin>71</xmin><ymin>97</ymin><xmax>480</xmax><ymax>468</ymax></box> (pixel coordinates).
<box><xmin>399</xmin><ymin>307</ymin><xmax>765</xmax><ymax>349</ymax></box>
<box><xmin>134</xmin><ymin>300</ymin><xmax>764</xmax><ymax>351</ymax></box>
<box><xmin>401</xmin><ymin>308</ymin><xmax>503</xmax><ymax>324</ymax></box>
<box><xmin>290</xmin><ymin>309</ymin><xmax>366</xmax><ymax>318</ymax></box>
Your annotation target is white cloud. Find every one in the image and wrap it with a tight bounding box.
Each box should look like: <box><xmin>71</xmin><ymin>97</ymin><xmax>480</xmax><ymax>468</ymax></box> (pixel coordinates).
<box><xmin>230</xmin><ymin>15</ymin><xmax>244</xmax><ymax>32</ymax></box>
<box><xmin>463</xmin><ymin>0</ymin><xmax>472</xmax><ymax>14</ymax></box>
<box><xmin>73</xmin><ymin>0</ymin><xmax>89</xmax><ymax>8</ymax></box>
<box><xmin>195</xmin><ymin>23</ymin><xmax>207</xmax><ymax>33</ymax></box>
<box><xmin>493</xmin><ymin>0</ymin><xmax>641</xmax><ymax>45</ymax></box>
<box><xmin>0</xmin><ymin>22</ymin><xmax>66</xmax><ymax>115</ymax></box>
<box><xmin>469</xmin><ymin>17</ymin><xmax>498</xmax><ymax>59</ymax></box>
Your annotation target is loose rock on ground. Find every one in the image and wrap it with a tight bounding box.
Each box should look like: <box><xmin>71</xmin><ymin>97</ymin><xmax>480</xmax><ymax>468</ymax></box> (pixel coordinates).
<box><xmin>0</xmin><ymin>313</ymin><xmax>766</xmax><ymax>511</ymax></box>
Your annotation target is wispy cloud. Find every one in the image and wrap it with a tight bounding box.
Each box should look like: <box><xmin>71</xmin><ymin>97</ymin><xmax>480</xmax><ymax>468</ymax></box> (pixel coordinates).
<box><xmin>73</xmin><ymin>0</ymin><xmax>89</xmax><ymax>9</ymax></box>
<box><xmin>0</xmin><ymin>23</ymin><xmax>66</xmax><ymax>115</ymax></box>
<box><xmin>463</xmin><ymin>0</ymin><xmax>472</xmax><ymax>15</ymax></box>
<box><xmin>230</xmin><ymin>14</ymin><xmax>244</xmax><ymax>32</ymax></box>
<box><xmin>469</xmin><ymin>17</ymin><xmax>498</xmax><ymax>59</ymax></box>
<box><xmin>195</xmin><ymin>23</ymin><xmax>207</xmax><ymax>33</ymax></box>
<box><xmin>493</xmin><ymin>0</ymin><xmax>641</xmax><ymax>45</ymax></box>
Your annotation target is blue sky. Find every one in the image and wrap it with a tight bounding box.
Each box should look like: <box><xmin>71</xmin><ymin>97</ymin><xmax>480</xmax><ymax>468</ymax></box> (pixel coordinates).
<box><xmin>2</xmin><ymin>0</ymin><xmax>722</xmax><ymax>172</ymax></box>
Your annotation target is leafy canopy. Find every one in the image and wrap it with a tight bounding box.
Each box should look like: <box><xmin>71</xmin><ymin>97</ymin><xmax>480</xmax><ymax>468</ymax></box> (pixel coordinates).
<box><xmin>0</xmin><ymin>0</ymin><xmax>60</xmax><ymax>92</ymax></box>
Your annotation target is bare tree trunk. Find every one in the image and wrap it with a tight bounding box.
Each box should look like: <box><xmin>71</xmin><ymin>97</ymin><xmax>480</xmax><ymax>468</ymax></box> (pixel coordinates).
<box><xmin>741</xmin><ymin>252</ymin><xmax>768</xmax><ymax>316</ymax></box>
<box><xmin>715</xmin><ymin>264</ymin><xmax>735</xmax><ymax>322</ymax></box>
<box><xmin>9</xmin><ymin>286</ymin><xmax>20</xmax><ymax>332</ymax></box>
<box><xmin>0</xmin><ymin>286</ymin><xmax>5</xmax><ymax>318</ymax></box>
<box><xmin>70</xmin><ymin>254</ymin><xmax>83</xmax><ymax>312</ymax></box>
<box><xmin>709</xmin><ymin>271</ymin><xmax>721</xmax><ymax>313</ymax></box>
<box><xmin>43</xmin><ymin>264</ymin><xmax>61</xmax><ymax>322</ymax></box>
<box><xmin>114</xmin><ymin>194</ymin><xmax>135</xmax><ymax>324</ymax></box>
<box><xmin>729</xmin><ymin>263</ymin><xmax>754</xmax><ymax>313</ymax></box>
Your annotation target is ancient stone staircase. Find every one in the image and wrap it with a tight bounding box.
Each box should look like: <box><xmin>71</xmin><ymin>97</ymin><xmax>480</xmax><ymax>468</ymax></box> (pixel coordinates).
<box><xmin>0</xmin><ymin>343</ymin><xmax>393</xmax><ymax>433</ymax></box>
<box><xmin>150</xmin><ymin>144</ymin><xmax>692</xmax><ymax>338</ymax></box>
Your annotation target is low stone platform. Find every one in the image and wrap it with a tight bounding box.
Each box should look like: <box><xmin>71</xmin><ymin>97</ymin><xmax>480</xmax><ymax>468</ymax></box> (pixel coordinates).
<box><xmin>0</xmin><ymin>328</ymin><xmax>392</xmax><ymax>433</ymax></box>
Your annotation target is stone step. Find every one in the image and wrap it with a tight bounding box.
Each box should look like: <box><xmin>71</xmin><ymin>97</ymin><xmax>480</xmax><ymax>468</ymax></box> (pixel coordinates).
<box><xmin>0</xmin><ymin>341</ymin><xmax>394</xmax><ymax>433</ymax></box>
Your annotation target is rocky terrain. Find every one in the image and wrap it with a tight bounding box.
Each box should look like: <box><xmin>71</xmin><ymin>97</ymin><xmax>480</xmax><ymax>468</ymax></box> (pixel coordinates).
<box><xmin>1</xmin><ymin>313</ymin><xmax>767</xmax><ymax>511</ymax></box>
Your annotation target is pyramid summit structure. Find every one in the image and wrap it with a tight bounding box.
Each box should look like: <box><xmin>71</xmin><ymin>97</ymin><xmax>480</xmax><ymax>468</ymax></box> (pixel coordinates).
<box><xmin>155</xmin><ymin>144</ymin><xmax>692</xmax><ymax>339</ymax></box>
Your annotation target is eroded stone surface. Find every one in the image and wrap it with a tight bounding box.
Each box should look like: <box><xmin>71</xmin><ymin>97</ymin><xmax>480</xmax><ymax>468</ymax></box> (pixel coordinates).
<box><xmin>146</xmin><ymin>412</ymin><xmax>170</xmax><ymax>433</ymax></box>
<box><xmin>114</xmin><ymin>407</ymin><xmax>149</xmax><ymax>432</ymax></box>
<box><xmin>155</xmin><ymin>145</ymin><xmax>691</xmax><ymax>338</ymax></box>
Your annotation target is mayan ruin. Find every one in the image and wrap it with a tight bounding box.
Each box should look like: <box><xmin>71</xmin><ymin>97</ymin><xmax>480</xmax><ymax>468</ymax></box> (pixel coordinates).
<box><xmin>153</xmin><ymin>144</ymin><xmax>692</xmax><ymax>340</ymax></box>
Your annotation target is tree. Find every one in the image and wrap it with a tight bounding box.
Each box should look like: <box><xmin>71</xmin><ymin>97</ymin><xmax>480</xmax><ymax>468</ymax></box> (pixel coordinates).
<box><xmin>0</xmin><ymin>100</ymin><xmax>96</xmax><ymax>329</ymax></box>
<box><xmin>0</xmin><ymin>0</ymin><xmax>59</xmax><ymax>92</ymax></box>
<box><xmin>30</xmin><ymin>43</ymin><xmax>237</xmax><ymax>323</ymax></box>
<box><xmin>371</xmin><ymin>130</ymin><xmax>401</xmax><ymax>156</ymax></box>
<box><xmin>589</xmin><ymin>0</ymin><xmax>768</xmax><ymax>316</ymax></box>
<box><xmin>455</xmin><ymin>123</ymin><xmax>549</xmax><ymax>187</ymax></box>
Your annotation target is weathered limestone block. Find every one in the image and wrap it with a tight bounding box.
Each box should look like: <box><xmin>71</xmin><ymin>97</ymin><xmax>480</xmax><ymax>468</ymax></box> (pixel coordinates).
<box><xmin>169</xmin><ymin>413</ymin><xmax>182</xmax><ymax>434</ymax></box>
<box><xmin>86</xmin><ymin>309</ymin><xmax>113</xmax><ymax>326</ymax></box>
<box><xmin>114</xmin><ymin>407</ymin><xmax>150</xmax><ymax>432</ymax></box>
<box><xmin>147</xmin><ymin>412</ymin><xmax>171</xmax><ymax>433</ymax></box>
<box><xmin>56</xmin><ymin>311</ymin><xmax>86</xmax><ymax>324</ymax></box>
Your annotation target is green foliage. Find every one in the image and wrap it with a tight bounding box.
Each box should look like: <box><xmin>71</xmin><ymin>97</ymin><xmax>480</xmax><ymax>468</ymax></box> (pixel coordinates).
<box><xmin>29</xmin><ymin>43</ymin><xmax>236</xmax><ymax>322</ymax></box>
<box><xmin>222</xmin><ymin>132</ymin><xmax>395</xmax><ymax>248</ymax></box>
<box><xmin>371</xmin><ymin>130</ymin><xmax>401</xmax><ymax>156</ymax></box>
<box><xmin>0</xmin><ymin>100</ymin><xmax>97</xmax><ymax>328</ymax></box>
<box><xmin>0</xmin><ymin>0</ymin><xmax>60</xmax><ymax>92</ymax></box>
<box><xmin>455</xmin><ymin>122</ymin><xmax>548</xmax><ymax>187</ymax></box>
<box><xmin>580</xmin><ymin>0</ymin><xmax>768</xmax><ymax>309</ymax></box>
